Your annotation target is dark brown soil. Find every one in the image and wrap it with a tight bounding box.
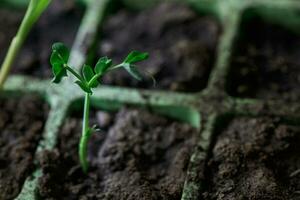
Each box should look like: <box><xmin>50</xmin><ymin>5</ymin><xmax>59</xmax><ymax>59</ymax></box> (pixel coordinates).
<box><xmin>0</xmin><ymin>95</ymin><xmax>49</xmax><ymax>200</ymax></box>
<box><xmin>202</xmin><ymin>117</ymin><xmax>300</xmax><ymax>200</ymax></box>
<box><xmin>37</xmin><ymin>108</ymin><xmax>198</xmax><ymax>199</ymax></box>
<box><xmin>227</xmin><ymin>17</ymin><xmax>300</xmax><ymax>101</ymax></box>
<box><xmin>0</xmin><ymin>0</ymin><xmax>83</xmax><ymax>78</ymax></box>
<box><xmin>98</xmin><ymin>3</ymin><xmax>220</xmax><ymax>92</ymax></box>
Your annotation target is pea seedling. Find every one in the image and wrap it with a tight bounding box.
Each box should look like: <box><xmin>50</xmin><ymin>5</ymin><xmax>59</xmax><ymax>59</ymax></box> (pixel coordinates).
<box><xmin>50</xmin><ymin>42</ymin><xmax>150</xmax><ymax>173</ymax></box>
<box><xmin>0</xmin><ymin>0</ymin><xmax>51</xmax><ymax>89</ymax></box>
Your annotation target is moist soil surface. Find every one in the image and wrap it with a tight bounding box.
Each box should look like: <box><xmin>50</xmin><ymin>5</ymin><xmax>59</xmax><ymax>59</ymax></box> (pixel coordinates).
<box><xmin>37</xmin><ymin>108</ymin><xmax>198</xmax><ymax>200</ymax></box>
<box><xmin>98</xmin><ymin>3</ymin><xmax>220</xmax><ymax>92</ymax></box>
<box><xmin>227</xmin><ymin>17</ymin><xmax>300</xmax><ymax>101</ymax></box>
<box><xmin>0</xmin><ymin>0</ymin><xmax>83</xmax><ymax>78</ymax></box>
<box><xmin>0</xmin><ymin>95</ymin><xmax>49</xmax><ymax>200</ymax></box>
<box><xmin>202</xmin><ymin>117</ymin><xmax>300</xmax><ymax>200</ymax></box>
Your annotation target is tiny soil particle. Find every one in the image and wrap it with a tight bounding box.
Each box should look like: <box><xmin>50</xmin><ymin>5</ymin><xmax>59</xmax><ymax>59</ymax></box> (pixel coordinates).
<box><xmin>0</xmin><ymin>0</ymin><xmax>83</xmax><ymax>78</ymax></box>
<box><xmin>202</xmin><ymin>117</ymin><xmax>300</xmax><ymax>200</ymax></box>
<box><xmin>227</xmin><ymin>17</ymin><xmax>300</xmax><ymax>101</ymax></box>
<box><xmin>98</xmin><ymin>3</ymin><xmax>220</xmax><ymax>92</ymax></box>
<box><xmin>0</xmin><ymin>95</ymin><xmax>49</xmax><ymax>200</ymax></box>
<box><xmin>37</xmin><ymin>108</ymin><xmax>198</xmax><ymax>200</ymax></box>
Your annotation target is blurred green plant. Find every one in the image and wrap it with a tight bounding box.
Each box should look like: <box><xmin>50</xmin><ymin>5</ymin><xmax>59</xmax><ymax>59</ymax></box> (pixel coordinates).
<box><xmin>50</xmin><ymin>42</ymin><xmax>151</xmax><ymax>173</ymax></box>
<box><xmin>0</xmin><ymin>0</ymin><xmax>51</xmax><ymax>89</ymax></box>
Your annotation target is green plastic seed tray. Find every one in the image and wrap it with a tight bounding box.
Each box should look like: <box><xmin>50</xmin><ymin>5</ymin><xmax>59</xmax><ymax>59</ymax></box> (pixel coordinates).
<box><xmin>0</xmin><ymin>0</ymin><xmax>300</xmax><ymax>199</ymax></box>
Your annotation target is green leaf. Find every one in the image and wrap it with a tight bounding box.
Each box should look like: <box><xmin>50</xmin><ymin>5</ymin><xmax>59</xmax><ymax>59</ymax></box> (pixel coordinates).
<box><xmin>52</xmin><ymin>43</ymin><xmax>70</xmax><ymax>64</ymax></box>
<box><xmin>89</xmin><ymin>78</ymin><xmax>99</xmax><ymax>88</ymax></box>
<box><xmin>123</xmin><ymin>64</ymin><xmax>143</xmax><ymax>81</ymax></box>
<box><xmin>50</xmin><ymin>51</ymin><xmax>63</xmax><ymax>66</ymax></box>
<box><xmin>124</xmin><ymin>51</ymin><xmax>149</xmax><ymax>64</ymax></box>
<box><xmin>82</xmin><ymin>64</ymin><xmax>94</xmax><ymax>82</ymax></box>
<box><xmin>50</xmin><ymin>43</ymin><xmax>70</xmax><ymax>83</ymax></box>
<box><xmin>51</xmin><ymin>63</ymin><xmax>67</xmax><ymax>83</ymax></box>
<box><xmin>95</xmin><ymin>57</ymin><xmax>112</xmax><ymax>74</ymax></box>
<box><xmin>75</xmin><ymin>80</ymin><xmax>93</xmax><ymax>94</ymax></box>
<box><xmin>91</xmin><ymin>124</ymin><xmax>102</xmax><ymax>133</ymax></box>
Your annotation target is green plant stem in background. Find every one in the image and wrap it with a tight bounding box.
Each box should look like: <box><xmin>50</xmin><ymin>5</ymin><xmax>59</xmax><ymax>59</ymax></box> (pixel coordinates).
<box><xmin>0</xmin><ymin>0</ymin><xmax>51</xmax><ymax>89</ymax></box>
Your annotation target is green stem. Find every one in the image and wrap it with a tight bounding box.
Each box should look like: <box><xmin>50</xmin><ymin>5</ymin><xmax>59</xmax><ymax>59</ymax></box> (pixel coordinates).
<box><xmin>0</xmin><ymin>37</ymin><xmax>23</xmax><ymax>89</ymax></box>
<box><xmin>88</xmin><ymin>73</ymin><xmax>101</xmax><ymax>87</ymax></box>
<box><xmin>65</xmin><ymin>66</ymin><xmax>85</xmax><ymax>83</ymax></box>
<box><xmin>109</xmin><ymin>63</ymin><xmax>124</xmax><ymax>71</ymax></box>
<box><xmin>0</xmin><ymin>0</ymin><xmax>50</xmax><ymax>89</ymax></box>
<box><xmin>79</xmin><ymin>92</ymin><xmax>91</xmax><ymax>173</ymax></box>
<box><xmin>87</xmin><ymin>63</ymin><xmax>124</xmax><ymax>87</ymax></box>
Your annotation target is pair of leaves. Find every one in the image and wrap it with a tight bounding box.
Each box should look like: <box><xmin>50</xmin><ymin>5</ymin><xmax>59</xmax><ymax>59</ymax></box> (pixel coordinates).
<box><xmin>74</xmin><ymin>65</ymin><xmax>95</xmax><ymax>94</ymax></box>
<box><xmin>82</xmin><ymin>57</ymin><xmax>112</xmax><ymax>84</ymax></box>
<box><xmin>79</xmin><ymin>50</ymin><xmax>148</xmax><ymax>86</ymax></box>
<box><xmin>122</xmin><ymin>51</ymin><xmax>149</xmax><ymax>81</ymax></box>
<box><xmin>50</xmin><ymin>43</ymin><xmax>70</xmax><ymax>83</ymax></box>
<box><xmin>75</xmin><ymin>57</ymin><xmax>112</xmax><ymax>94</ymax></box>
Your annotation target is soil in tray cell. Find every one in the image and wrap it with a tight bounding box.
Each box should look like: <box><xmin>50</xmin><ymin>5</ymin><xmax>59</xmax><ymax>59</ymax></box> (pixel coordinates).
<box><xmin>0</xmin><ymin>95</ymin><xmax>49</xmax><ymax>200</ymax></box>
<box><xmin>202</xmin><ymin>117</ymin><xmax>300</xmax><ymax>200</ymax></box>
<box><xmin>227</xmin><ymin>17</ymin><xmax>300</xmax><ymax>101</ymax></box>
<box><xmin>37</xmin><ymin>108</ymin><xmax>198</xmax><ymax>200</ymax></box>
<box><xmin>97</xmin><ymin>3</ymin><xmax>220</xmax><ymax>92</ymax></box>
<box><xmin>0</xmin><ymin>0</ymin><xmax>83</xmax><ymax>78</ymax></box>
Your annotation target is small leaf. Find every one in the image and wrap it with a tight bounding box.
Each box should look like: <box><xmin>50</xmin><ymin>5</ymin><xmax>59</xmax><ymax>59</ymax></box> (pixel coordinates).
<box><xmin>82</xmin><ymin>64</ymin><xmax>94</xmax><ymax>82</ymax></box>
<box><xmin>50</xmin><ymin>51</ymin><xmax>64</xmax><ymax>66</ymax></box>
<box><xmin>52</xmin><ymin>43</ymin><xmax>70</xmax><ymax>64</ymax></box>
<box><xmin>91</xmin><ymin>124</ymin><xmax>102</xmax><ymax>133</ymax></box>
<box><xmin>123</xmin><ymin>64</ymin><xmax>143</xmax><ymax>81</ymax></box>
<box><xmin>50</xmin><ymin>45</ymin><xmax>69</xmax><ymax>83</ymax></box>
<box><xmin>95</xmin><ymin>57</ymin><xmax>112</xmax><ymax>74</ymax></box>
<box><xmin>124</xmin><ymin>51</ymin><xmax>149</xmax><ymax>64</ymax></box>
<box><xmin>51</xmin><ymin>63</ymin><xmax>67</xmax><ymax>83</ymax></box>
<box><xmin>75</xmin><ymin>80</ymin><xmax>93</xmax><ymax>94</ymax></box>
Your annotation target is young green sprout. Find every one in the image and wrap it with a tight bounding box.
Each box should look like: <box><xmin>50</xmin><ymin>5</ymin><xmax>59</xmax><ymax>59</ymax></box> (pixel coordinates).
<box><xmin>0</xmin><ymin>0</ymin><xmax>51</xmax><ymax>89</ymax></box>
<box><xmin>50</xmin><ymin>42</ymin><xmax>150</xmax><ymax>173</ymax></box>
